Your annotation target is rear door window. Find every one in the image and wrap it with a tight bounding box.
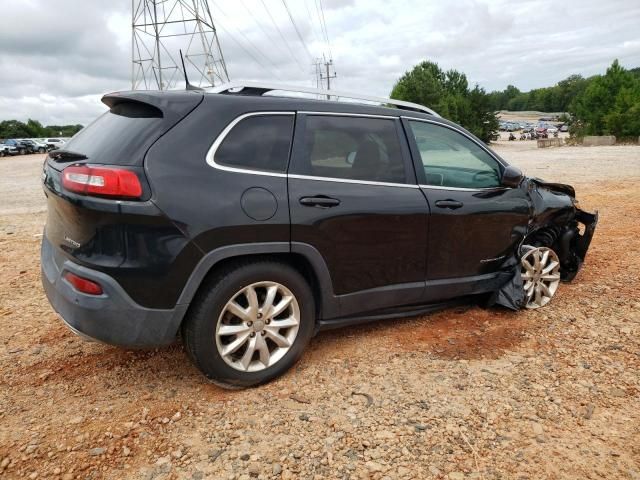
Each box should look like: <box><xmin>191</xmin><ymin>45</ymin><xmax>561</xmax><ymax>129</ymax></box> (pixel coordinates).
<box><xmin>214</xmin><ymin>114</ymin><xmax>294</xmax><ymax>173</ymax></box>
<box><xmin>294</xmin><ymin>115</ymin><xmax>407</xmax><ymax>184</ymax></box>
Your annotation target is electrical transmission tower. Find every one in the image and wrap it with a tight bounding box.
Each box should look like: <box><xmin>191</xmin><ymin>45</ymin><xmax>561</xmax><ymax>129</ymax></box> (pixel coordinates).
<box><xmin>132</xmin><ymin>0</ymin><xmax>229</xmax><ymax>90</ymax></box>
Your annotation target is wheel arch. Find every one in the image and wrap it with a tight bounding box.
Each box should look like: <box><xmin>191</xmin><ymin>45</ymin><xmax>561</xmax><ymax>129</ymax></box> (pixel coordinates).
<box><xmin>175</xmin><ymin>243</ymin><xmax>338</xmax><ymax>326</ymax></box>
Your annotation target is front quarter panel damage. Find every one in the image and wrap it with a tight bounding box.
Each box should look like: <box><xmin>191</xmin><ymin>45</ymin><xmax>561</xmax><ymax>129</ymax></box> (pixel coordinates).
<box><xmin>489</xmin><ymin>177</ymin><xmax>598</xmax><ymax>310</ymax></box>
<box><xmin>526</xmin><ymin>178</ymin><xmax>598</xmax><ymax>280</ymax></box>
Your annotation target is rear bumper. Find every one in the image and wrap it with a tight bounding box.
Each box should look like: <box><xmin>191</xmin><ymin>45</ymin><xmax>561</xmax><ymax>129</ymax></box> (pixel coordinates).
<box><xmin>41</xmin><ymin>235</ymin><xmax>187</xmax><ymax>347</ymax></box>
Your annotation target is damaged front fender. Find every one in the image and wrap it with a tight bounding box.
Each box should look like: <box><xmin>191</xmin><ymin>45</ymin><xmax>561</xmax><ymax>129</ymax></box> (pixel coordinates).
<box><xmin>526</xmin><ymin>177</ymin><xmax>598</xmax><ymax>281</ymax></box>
<box><xmin>489</xmin><ymin>177</ymin><xmax>598</xmax><ymax>310</ymax></box>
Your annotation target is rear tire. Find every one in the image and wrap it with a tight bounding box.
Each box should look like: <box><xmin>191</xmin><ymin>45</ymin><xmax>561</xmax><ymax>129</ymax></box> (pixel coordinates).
<box><xmin>182</xmin><ymin>260</ymin><xmax>315</xmax><ymax>388</ymax></box>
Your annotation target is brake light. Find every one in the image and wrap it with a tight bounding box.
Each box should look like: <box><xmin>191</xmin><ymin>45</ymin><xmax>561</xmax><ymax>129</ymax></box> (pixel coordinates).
<box><xmin>63</xmin><ymin>272</ymin><xmax>103</xmax><ymax>295</ymax></box>
<box><xmin>62</xmin><ymin>165</ymin><xmax>142</xmax><ymax>198</ymax></box>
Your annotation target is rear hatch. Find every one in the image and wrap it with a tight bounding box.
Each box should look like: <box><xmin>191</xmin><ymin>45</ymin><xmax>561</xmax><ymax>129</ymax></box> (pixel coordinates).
<box><xmin>43</xmin><ymin>91</ymin><xmax>203</xmax><ymax>269</ymax></box>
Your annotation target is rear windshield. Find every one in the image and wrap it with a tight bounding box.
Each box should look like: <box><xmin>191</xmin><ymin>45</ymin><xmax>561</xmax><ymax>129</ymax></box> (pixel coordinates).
<box><xmin>61</xmin><ymin>101</ymin><xmax>164</xmax><ymax>166</ymax></box>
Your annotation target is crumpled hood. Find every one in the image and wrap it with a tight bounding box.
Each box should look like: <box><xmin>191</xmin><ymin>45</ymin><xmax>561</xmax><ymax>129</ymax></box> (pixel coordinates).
<box><xmin>527</xmin><ymin>177</ymin><xmax>576</xmax><ymax>198</ymax></box>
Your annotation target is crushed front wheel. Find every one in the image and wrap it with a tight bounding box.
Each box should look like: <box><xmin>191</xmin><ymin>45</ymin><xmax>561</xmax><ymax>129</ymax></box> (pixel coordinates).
<box><xmin>520</xmin><ymin>246</ymin><xmax>561</xmax><ymax>309</ymax></box>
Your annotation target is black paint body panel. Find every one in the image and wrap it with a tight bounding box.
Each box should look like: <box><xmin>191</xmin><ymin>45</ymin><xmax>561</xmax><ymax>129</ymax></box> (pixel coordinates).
<box><xmin>40</xmin><ymin>90</ymin><xmax>597</xmax><ymax>346</ymax></box>
<box><xmin>421</xmin><ymin>187</ymin><xmax>531</xmax><ymax>279</ymax></box>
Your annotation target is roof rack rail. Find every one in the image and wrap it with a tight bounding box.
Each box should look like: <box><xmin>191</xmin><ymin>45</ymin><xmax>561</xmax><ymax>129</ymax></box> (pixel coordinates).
<box><xmin>208</xmin><ymin>81</ymin><xmax>440</xmax><ymax>117</ymax></box>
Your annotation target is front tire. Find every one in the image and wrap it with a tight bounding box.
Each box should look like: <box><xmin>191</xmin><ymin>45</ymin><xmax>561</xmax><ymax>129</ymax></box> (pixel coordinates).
<box><xmin>521</xmin><ymin>246</ymin><xmax>561</xmax><ymax>309</ymax></box>
<box><xmin>182</xmin><ymin>261</ymin><xmax>315</xmax><ymax>388</ymax></box>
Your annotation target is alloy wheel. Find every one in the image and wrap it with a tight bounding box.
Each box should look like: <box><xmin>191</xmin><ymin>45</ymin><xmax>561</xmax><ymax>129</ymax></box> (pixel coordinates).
<box><xmin>521</xmin><ymin>246</ymin><xmax>561</xmax><ymax>309</ymax></box>
<box><xmin>215</xmin><ymin>281</ymin><xmax>300</xmax><ymax>372</ymax></box>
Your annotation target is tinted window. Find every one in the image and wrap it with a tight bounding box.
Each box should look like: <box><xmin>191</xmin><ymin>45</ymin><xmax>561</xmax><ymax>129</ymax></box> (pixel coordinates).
<box><xmin>61</xmin><ymin>102</ymin><xmax>164</xmax><ymax>166</ymax></box>
<box><xmin>298</xmin><ymin>115</ymin><xmax>406</xmax><ymax>183</ymax></box>
<box><xmin>409</xmin><ymin>121</ymin><xmax>501</xmax><ymax>189</ymax></box>
<box><xmin>215</xmin><ymin>115</ymin><xmax>294</xmax><ymax>173</ymax></box>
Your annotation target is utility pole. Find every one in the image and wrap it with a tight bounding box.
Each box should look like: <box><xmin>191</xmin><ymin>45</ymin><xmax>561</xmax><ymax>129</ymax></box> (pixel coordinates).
<box><xmin>132</xmin><ymin>0</ymin><xmax>229</xmax><ymax>90</ymax></box>
<box><xmin>316</xmin><ymin>58</ymin><xmax>336</xmax><ymax>99</ymax></box>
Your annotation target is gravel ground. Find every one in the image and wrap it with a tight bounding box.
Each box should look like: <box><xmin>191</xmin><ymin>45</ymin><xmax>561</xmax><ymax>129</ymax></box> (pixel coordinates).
<box><xmin>1</xmin><ymin>144</ymin><xmax>639</xmax><ymax>480</ymax></box>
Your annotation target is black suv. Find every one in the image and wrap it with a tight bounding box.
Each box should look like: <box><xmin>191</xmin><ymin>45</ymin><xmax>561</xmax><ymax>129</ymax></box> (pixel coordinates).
<box><xmin>41</xmin><ymin>83</ymin><xmax>597</xmax><ymax>387</ymax></box>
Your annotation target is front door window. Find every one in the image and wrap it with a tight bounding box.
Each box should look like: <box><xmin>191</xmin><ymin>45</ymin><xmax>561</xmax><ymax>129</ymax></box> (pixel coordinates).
<box><xmin>408</xmin><ymin>121</ymin><xmax>501</xmax><ymax>189</ymax></box>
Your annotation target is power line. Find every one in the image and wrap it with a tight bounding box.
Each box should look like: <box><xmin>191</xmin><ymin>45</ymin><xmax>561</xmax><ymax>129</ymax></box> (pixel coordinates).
<box><xmin>315</xmin><ymin>0</ymin><xmax>332</xmax><ymax>60</ymax></box>
<box><xmin>280</xmin><ymin>0</ymin><xmax>314</xmax><ymax>62</ymax></box>
<box><xmin>259</xmin><ymin>0</ymin><xmax>309</xmax><ymax>74</ymax></box>
<box><xmin>209</xmin><ymin>0</ymin><xmax>284</xmax><ymax>80</ymax></box>
<box><xmin>303</xmin><ymin>0</ymin><xmax>323</xmax><ymax>46</ymax></box>
<box><xmin>239</xmin><ymin>0</ymin><xmax>307</xmax><ymax>75</ymax></box>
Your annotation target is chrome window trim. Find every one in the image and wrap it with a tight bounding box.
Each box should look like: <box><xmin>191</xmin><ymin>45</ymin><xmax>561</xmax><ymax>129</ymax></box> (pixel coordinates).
<box><xmin>204</xmin><ymin>111</ymin><xmax>418</xmax><ymax>189</ymax></box>
<box><xmin>205</xmin><ymin>111</ymin><xmax>295</xmax><ymax>178</ymax></box>
<box><xmin>299</xmin><ymin>111</ymin><xmax>397</xmax><ymax>119</ymax></box>
<box><xmin>419</xmin><ymin>184</ymin><xmax>509</xmax><ymax>192</ymax></box>
<box><xmin>401</xmin><ymin>116</ymin><xmax>508</xmax><ymax>168</ymax></box>
<box><xmin>289</xmin><ymin>174</ymin><xmax>419</xmax><ymax>189</ymax></box>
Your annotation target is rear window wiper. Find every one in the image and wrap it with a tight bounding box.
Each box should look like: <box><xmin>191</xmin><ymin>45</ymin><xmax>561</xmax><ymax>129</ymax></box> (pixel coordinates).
<box><xmin>50</xmin><ymin>150</ymin><xmax>88</xmax><ymax>162</ymax></box>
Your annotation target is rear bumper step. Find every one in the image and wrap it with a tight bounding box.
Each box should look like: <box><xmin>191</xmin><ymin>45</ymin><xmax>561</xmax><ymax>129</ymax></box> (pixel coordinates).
<box><xmin>41</xmin><ymin>235</ymin><xmax>186</xmax><ymax>347</ymax></box>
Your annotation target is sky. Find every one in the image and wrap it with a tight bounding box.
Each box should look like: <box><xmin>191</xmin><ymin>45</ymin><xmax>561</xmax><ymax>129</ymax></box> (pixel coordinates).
<box><xmin>0</xmin><ymin>0</ymin><xmax>639</xmax><ymax>126</ymax></box>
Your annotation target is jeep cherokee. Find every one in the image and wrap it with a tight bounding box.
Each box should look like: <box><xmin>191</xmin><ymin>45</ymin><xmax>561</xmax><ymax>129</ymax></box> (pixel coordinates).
<box><xmin>41</xmin><ymin>83</ymin><xmax>597</xmax><ymax>388</ymax></box>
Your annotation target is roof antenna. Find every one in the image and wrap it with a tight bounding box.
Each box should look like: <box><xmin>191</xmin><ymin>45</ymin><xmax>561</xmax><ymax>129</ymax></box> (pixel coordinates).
<box><xmin>180</xmin><ymin>50</ymin><xmax>203</xmax><ymax>91</ymax></box>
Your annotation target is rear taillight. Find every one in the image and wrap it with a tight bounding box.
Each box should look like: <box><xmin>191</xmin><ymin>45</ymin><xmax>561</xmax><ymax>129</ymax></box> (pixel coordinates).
<box><xmin>62</xmin><ymin>165</ymin><xmax>142</xmax><ymax>199</ymax></box>
<box><xmin>63</xmin><ymin>272</ymin><xmax>103</xmax><ymax>295</ymax></box>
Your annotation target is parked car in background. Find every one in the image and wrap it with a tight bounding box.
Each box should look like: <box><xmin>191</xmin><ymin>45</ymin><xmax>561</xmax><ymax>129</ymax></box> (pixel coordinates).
<box><xmin>14</xmin><ymin>139</ymin><xmax>47</xmax><ymax>154</ymax></box>
<box><xmin>0</xmin><ymin>143</ymin><xmax>19</xmax><ymax>156</ymax></box>
<box><xmin>28</xmin><ymin>138</ymin><xmax>51</xmax><ymax>152</ymax></box>
<box><xmin>2</xmin><ymin>139</ymin><xmax>28</xmax><ymax>155</ymax></box>
<box><xmin>559</xmin><ymin>124</ymin><xmax>569</xmax><ymax>132</ymax></box>
<box><xmin>45</xmin><ymin>138</ymin><xmax>66</xmax><ymax>150</ymax></box>
<box><xmin>546</xmin><ymin>127</ymin><xmax>558</xmax><ymax>134</ymax></box>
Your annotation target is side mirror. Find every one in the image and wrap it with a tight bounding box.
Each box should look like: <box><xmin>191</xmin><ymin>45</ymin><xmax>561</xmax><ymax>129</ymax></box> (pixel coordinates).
<box><xmin>501</xmin><ymin>165</ymin><xmax>524</xmax><ymax>188</ymax></box>
<box><xmin>346</xmin><ymin>151</ymin><xmax>356</xmax><ymax>165</ymax></box>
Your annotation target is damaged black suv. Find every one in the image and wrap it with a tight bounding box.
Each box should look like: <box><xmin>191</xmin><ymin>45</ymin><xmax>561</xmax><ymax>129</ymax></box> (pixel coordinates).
<box><xmin>41</xmin><ymin>83</ymin><xmax>597</xmax><ymax>387</ymax></box>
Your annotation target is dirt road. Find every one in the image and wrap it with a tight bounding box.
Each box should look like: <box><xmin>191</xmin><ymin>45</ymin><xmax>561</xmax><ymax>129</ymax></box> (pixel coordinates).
<box><xmin>1</xmin><ymin>144</ymin><xmax>639</xmax><ymax>479</ymax></box>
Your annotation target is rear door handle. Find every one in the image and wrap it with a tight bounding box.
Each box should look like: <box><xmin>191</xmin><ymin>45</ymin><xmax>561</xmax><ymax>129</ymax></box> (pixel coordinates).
<box><xmin>299</xmin><ymin>196</ymin><xmax>341</xmax><ymax>208</ymax></box>
<box><xmin>435</xmin><ymin>199</ymin><xmax>463</xmax><ymax>209</ymax></box>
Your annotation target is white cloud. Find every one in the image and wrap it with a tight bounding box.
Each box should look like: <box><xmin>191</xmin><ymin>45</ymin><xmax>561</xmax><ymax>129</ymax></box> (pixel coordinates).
<box><xmin>1</xmin><ymin>0</ymin><xmax>639</xmax><ymax>125</ymax></box>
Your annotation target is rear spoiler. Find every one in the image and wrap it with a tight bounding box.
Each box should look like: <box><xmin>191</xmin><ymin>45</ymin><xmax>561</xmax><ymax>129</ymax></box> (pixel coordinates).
<box><xmin>102</xmin><ymin>91</ymin><xmax>204</xmax><ymax>126</ymax></box>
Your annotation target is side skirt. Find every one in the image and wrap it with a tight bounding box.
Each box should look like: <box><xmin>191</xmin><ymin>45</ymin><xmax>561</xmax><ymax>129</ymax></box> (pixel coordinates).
<box><xmin>314</xmin><ymin>296</ymin><xmax>477</xmax><ymax>333</ymax></box>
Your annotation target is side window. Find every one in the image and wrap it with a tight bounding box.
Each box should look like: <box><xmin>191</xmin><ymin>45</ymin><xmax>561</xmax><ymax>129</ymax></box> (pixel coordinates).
<box><xmin>298</xmin><ymin>115</ymin><xmax>406</xmax><ymax>184</ymax></box>
<box><xmin>215</xmin><ymin>114</ymin><xmax>294</xmax><ymax>173</ymax></box>
<box><xmin>408</xmin><ymin>121</ymin><xmax>502</xmax><ymax>189</ymax></box>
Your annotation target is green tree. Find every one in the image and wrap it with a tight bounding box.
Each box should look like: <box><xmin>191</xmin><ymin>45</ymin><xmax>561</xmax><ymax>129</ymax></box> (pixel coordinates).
<box><xmin>26</xmin><ymin>119</ymin><xmax>45</xmax><ymax>137</ymax></box>
<box><xmin>573</xmin><ymin>59</ymin><xmax>640</xmax><ymax>136</ymax></box>
<box><xmin>467</xmin><ymin>85</ymin><xmax>500</xmax><ymax>143</ymax></box>
<box><xmin>0</xmin><ymin>120</ymin><xmax>31</xmax><ymax>138</ymax></box>
<box><xmin>390</xmin><ymin>60</ymin><xmax>499</xmax><ymax>143</ymax></box>
<box><xmin>0</xmin><ymin>120</ymin><xmax>84</xmax><ymax>140</ymax></box>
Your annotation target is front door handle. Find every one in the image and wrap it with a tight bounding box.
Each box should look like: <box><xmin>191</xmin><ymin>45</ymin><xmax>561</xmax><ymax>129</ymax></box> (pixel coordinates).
<box><xmin>435</xmin><ymin>199</ymin><xmax>463</xmax><ymax>209</ymax></box>
<box><xmin>299</xmin><ymin>196</ymin><xmax>341</xmax><ymax>208</ymax></box>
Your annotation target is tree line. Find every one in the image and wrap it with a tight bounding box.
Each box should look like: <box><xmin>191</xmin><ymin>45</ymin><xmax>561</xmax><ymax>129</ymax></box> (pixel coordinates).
<box><xmin>390</xmin><ymin>61</ymin><xmax>498</xmax><ymax>143</ymax></box>
<box><xmin>0</xmin><ymin>119</ymin><xmax>84</xmax><ymax>140</ymax></box>
<box><xmin>487</xmin><ymin>63</ymin><xmax>640</xmax><ymax>114</ymax></box>
<box><xmin>391</xmin><ymin>59</ymin><xmax>640</xmax><ymax>142</ymax></box>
